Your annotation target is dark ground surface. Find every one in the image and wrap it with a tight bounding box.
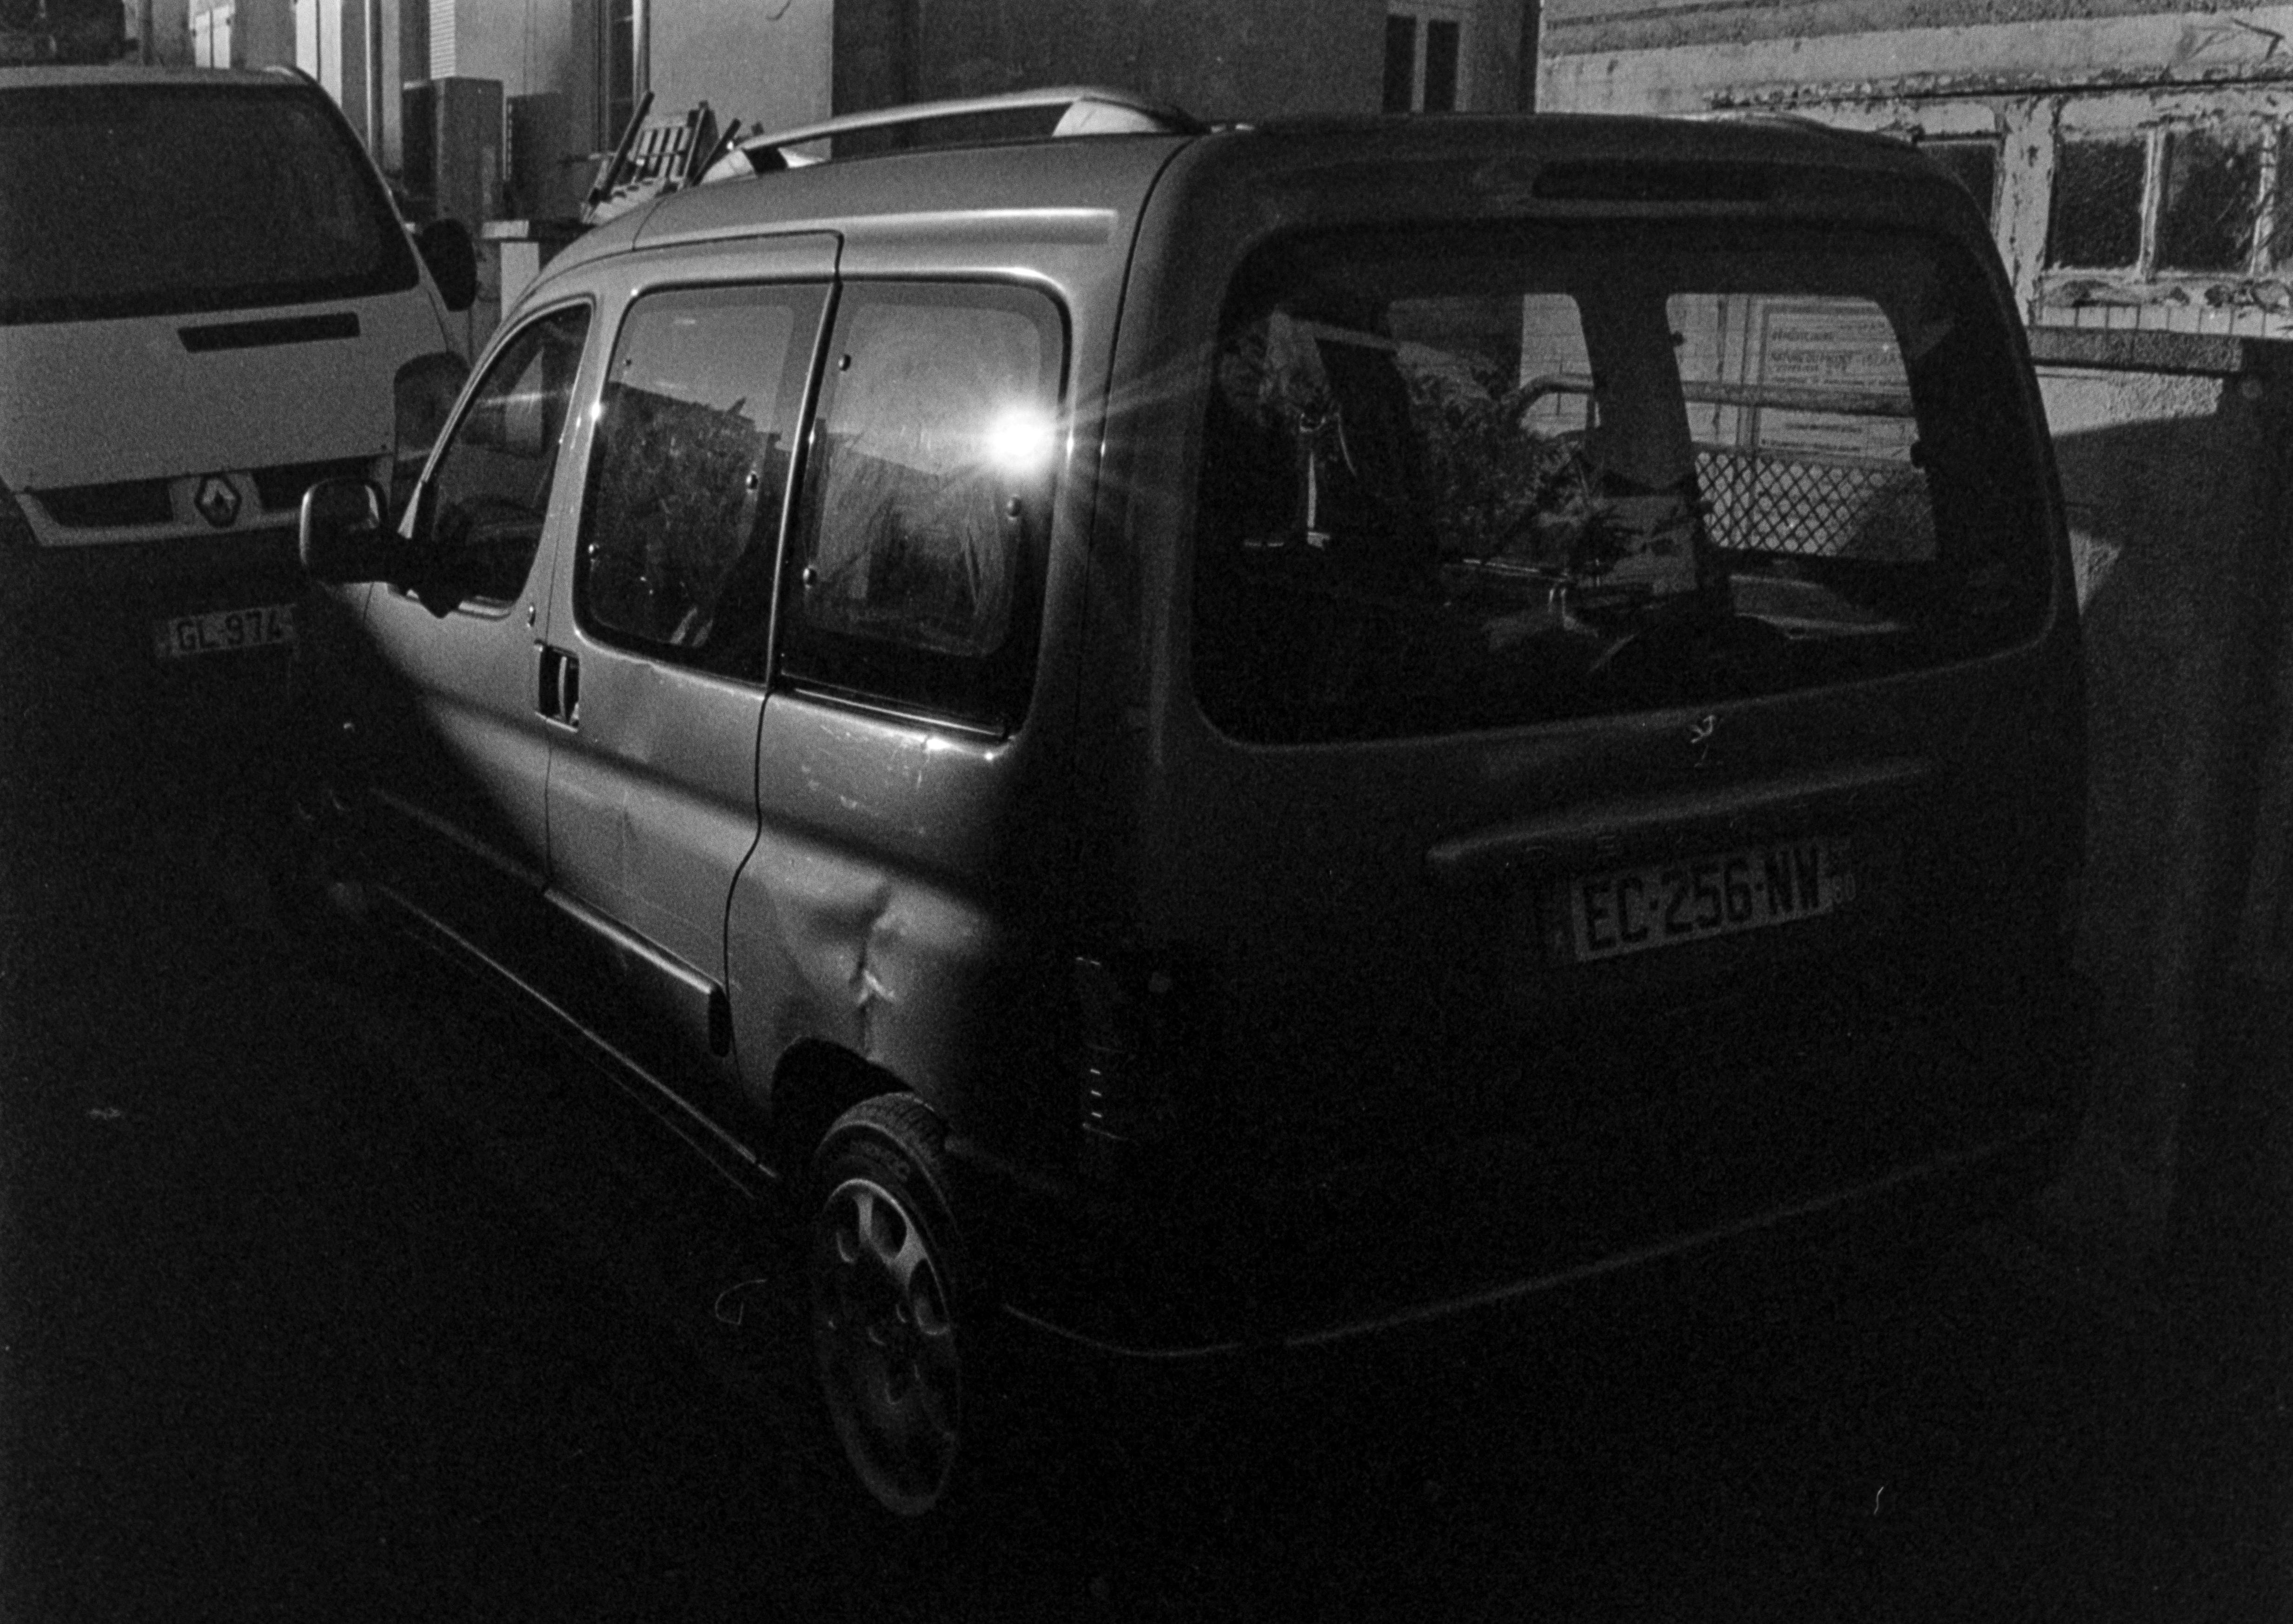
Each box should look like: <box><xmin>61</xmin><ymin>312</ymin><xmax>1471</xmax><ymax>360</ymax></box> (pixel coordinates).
<box><xmin>2</xmin><ymin>697</ymin><xmax>2288</xmax><ymax>1622</ymax></box>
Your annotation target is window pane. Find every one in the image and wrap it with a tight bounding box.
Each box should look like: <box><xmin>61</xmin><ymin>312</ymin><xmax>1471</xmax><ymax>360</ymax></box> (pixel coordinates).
<box><xmin>579</xmin><ymin>286</ymin><xmax>821</xmax><ymax>669</ymax></box>
<box><xmin>1923</xmin><ymin>139</ymin><xmax>1999</xmax><ymax>227</ymax></box>
<box><xmin>1193</xmin><ymin>227</ymin><xmax>2049</xmax><ymax>743</ymax></box>
<box><xmin>1675</xmin><ymin>293</ymin><xmax>1931</xmax><ymax>563</ymax></box>
<box><xmin>1383</xmin><ymin>16</ymin><xmax>1418</xmax><ymax>114</ymax></box>
<box><xmin>1423</xmin><ymin>19</ymin><xmax>1460</xmax><ymax>113</ymax></box>
<box><xmin>426</xmin><ymin>305</ymin><xmax>592</xmax><ymax>606</ymax></box>
<box><xmin>783</xmin><ymin>284</ymin><xmax>1064</xmax><ymax>728</ymax></box>
<box><xmin>2157</xmin><ymin>127</ymin><xmax>2261</xmax><ymax>272</ymax></box>
<box><xmin>2046</xmin><ymin>139</ymin><xmax>2145</xmax><ymax>268</ymax></box>
<box><xmin>0</xmin><ymin>84</ymin><xmax>418</xmax><ymax>325</ymax></box>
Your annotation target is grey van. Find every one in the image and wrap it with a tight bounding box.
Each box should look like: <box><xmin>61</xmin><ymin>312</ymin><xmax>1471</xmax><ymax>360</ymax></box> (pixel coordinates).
<box><xmin>291</xmin><ymin>89</ymin><xmax>2091</xmax><ymax>1518</ymax></box>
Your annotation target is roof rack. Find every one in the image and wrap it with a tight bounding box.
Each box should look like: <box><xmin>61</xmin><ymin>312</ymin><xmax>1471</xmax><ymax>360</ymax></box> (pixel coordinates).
<box><xmin>705</xmin><ymin>86</ymin><xmax>1203</xmax><ymax>181</ymax></box>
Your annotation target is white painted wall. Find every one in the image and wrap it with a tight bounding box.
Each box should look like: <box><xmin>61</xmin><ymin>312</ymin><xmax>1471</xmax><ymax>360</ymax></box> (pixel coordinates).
<box><xmin>650</xmin><ymin>0</ymin><xmax>832</xmax><ymax>137</ymax></box>
<box><xmin>431</xmin><ymin>0</ymin><xmax>570</xmax><ymax>100</ymax></box>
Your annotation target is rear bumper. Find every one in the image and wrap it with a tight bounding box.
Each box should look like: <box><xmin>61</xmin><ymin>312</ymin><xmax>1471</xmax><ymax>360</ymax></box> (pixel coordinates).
<box><xmin>961</xmin><ymin>973</ymin><xmax>2095</xmax><ymax>1360</ymax></box>
<box><xmin>986</xmin><ymin>1103</ymin><xmax>2077</xmax><ymax>1360</ymax></box>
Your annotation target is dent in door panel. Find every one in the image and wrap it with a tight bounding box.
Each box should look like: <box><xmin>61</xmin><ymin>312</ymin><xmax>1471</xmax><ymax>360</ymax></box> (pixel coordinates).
<box><xmin>732</xmin><ymin>801</ymin><xmax>1009</xmax><ymax>1113</ymax></box>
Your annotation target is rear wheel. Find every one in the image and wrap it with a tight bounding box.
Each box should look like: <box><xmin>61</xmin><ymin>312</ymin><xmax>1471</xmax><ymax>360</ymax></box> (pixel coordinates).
<box><xmin>807</xmin><ymin>1093</ymin><xmax>975</xmax><ymax>1518</ymax></box>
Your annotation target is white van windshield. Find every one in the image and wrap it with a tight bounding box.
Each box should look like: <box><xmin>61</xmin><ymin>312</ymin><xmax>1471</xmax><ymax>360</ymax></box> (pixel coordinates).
<box><xmin>1192</xmin><ymin>223</ymin><xmax>2054</xmax><ymax>743</ymax></box>
<box><xmin>0</xmin><ymin>82</ymin><xmax>419</xmax><ymax>325</ymax></box>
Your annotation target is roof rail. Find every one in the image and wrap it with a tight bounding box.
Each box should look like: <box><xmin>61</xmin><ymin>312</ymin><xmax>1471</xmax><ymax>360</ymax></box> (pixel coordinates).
<box><xmin>709</xmin><ymin>86</ymin><xmax>1203</xmax><ymax>180</ymax></box>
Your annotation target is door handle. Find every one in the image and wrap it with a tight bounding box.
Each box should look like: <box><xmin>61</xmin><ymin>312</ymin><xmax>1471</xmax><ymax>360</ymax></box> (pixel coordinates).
<box><xmin>537</xmin><ymin>644</ymin><xmax>580</xmax><ymax>727</ymax></box>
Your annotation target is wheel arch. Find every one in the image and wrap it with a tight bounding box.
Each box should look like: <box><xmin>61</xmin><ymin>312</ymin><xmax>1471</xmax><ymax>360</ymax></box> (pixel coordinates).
<box><xmin>769</xmin><ymin>1037</ymin><xmax>926</xmax><ymax>1173</ymax></box>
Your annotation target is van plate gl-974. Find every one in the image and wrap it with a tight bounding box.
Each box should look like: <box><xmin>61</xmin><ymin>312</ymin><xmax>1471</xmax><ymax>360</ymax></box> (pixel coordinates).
<box><xmin>152</xmin><ymin>603</ymin><xmax>297</xmax><ymax>660</ymax></box>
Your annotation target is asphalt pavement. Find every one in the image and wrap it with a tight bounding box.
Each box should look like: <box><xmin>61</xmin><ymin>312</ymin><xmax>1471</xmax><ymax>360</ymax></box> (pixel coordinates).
<box><xmin>1</xmin><ymin>723</ymin><xmax>2286</xmax><ymax>1622</ymax></box>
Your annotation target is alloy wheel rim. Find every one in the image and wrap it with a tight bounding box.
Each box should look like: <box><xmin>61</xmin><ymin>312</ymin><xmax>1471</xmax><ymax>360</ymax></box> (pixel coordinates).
<box><xmin>809</xmin><ymin>1174</ymin><xmax>961</xmax><ymax>1516</ymax></box>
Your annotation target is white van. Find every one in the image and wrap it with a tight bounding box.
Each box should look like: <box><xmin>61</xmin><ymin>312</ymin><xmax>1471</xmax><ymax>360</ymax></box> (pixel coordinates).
<box><xmin>0</xmin><ymin>65</ymin><xmax>472</xmax><ymax>723</ymax></box>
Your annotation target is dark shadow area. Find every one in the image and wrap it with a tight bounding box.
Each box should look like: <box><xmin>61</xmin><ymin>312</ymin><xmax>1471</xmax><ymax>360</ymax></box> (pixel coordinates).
<box><xmin>0</xmin><ymin>565</ymin><xmax>2284</xmax><ymax>1621</ymax></box>
<box><xmin>2050</xmin><ymin>397</ymin><xmax>2293</xmax><ymax>1316</ymax></box>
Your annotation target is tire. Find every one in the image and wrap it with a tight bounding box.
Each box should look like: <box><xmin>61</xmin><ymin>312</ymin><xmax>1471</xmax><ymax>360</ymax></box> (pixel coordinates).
<box><xmin>257</xmin><ymin>773</ymin><xmax>371</xmax><ymax>973</ymax></box>
<box><xmin>806</xmin><ymin>1093</ymin><xmax>979</xmax><ymax>1519</ymax></box>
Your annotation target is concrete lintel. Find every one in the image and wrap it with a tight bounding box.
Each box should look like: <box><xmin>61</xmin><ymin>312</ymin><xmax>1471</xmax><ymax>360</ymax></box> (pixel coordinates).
<box><xmin>2026</xmin><ymin>325</ymin><xmax>2293</xmax><ymax>378</ymax></box>
<box><xmin>1539</xmin><ymin>7</ymin><xmax>2293</xmax><ymax>117</ymax></box>
<box><xmin>1706</xmin><ymin>60</ymin><xmax>2293</xmax><ymax>111</ymax></box>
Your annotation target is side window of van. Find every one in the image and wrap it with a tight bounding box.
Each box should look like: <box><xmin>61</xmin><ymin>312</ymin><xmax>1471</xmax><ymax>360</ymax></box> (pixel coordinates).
<box><xmin>421</xmin><ymin>304</ymin><xmax>591</xmax><ymax>607</ymax></box>
<box><xmin>577</xmin><ymin>284</ymin><xmax>827</xmax><ymax>672</ymax></box>
<box><xmin>779</xmin><ymin>282</ymin><xmax>1064</xmax><ymax>730</ymax></box>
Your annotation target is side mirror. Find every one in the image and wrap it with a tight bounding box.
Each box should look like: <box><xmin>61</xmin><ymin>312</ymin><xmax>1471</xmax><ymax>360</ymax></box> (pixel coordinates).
<box><xmin>299</xmin><ymin>478</ymin><xmax>394</xmax><ymax>583</ymax></box>
<box><xmin>416</xmin><ymin>218</ymin><xmax>479</xmax><ymax>314</ymax></box>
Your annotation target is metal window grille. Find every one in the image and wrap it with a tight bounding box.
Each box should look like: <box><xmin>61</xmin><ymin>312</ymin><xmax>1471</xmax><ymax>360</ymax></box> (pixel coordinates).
<box><xmin>1696</xmin><ymin>446</ymin><xmax>1934</xmax><ymax>562</ymax></box>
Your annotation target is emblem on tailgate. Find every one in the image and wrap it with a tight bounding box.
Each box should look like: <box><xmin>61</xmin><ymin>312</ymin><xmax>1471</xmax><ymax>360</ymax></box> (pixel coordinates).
<box><xmin>193</xmin><ymin>474</ymin><xmax>240</xmax><ymax>529</ymax></box>
<box><xmin>1688</xmin><ymin>712</ymin><xmax>1718</xmax><ymax>769</ymax></box>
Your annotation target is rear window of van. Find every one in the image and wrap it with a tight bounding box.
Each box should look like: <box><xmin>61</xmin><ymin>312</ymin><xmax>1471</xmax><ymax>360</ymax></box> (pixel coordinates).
<box><xmin>1190</xmin><ymin>223</ymin><xmax>2054</xmax><ymax>744</ymax></box>
<box><xmin>0</xmin><ymin>83</ymin><xmax>419</xmax><ymax>325</ymax></box>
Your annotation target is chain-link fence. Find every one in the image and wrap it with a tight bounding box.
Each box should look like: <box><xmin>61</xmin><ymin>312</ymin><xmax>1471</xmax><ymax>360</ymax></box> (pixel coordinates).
<box><xmin>1695</xmin><ymin>445</ymin><xmax>1935</xmax><ymax>562</ymax></box>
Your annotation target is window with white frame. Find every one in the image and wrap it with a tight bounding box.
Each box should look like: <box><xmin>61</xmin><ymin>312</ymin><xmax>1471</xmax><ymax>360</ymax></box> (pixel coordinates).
<box><xmin>2046</xmin><ymin>121</ymin><xmax>2285</xmax><ymax>277</ymax></box>
<box><xmin>1384</xmin><ymin>3</ymin><xmax>1470</xmax><ymax>113</ymax></box>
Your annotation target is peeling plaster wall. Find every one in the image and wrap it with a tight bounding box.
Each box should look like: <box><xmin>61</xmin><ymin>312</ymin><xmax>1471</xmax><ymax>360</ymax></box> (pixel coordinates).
<box><xmin>1542</xmin><ymin>2</ymin><xmax>2293</xmax><ymax>113</ymax></box>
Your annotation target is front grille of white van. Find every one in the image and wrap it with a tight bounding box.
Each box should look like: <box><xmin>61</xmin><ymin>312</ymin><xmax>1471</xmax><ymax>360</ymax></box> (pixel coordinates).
<box><xmin>29</xmin><ymin>455</ymin><xmax>382</xmax><ymax>538</ymax></box>
<box><xmin>34</xmin><ymin>478</ymin><xmax>173</xmax><ymax>529</ymax></box>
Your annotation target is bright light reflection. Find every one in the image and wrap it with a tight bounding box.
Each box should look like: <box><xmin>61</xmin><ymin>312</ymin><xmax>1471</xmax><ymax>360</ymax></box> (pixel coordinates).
<box><xmin>980</xmin><ymin>404</ymin><xmax>1057</xmax><ymax>476</ymax></box>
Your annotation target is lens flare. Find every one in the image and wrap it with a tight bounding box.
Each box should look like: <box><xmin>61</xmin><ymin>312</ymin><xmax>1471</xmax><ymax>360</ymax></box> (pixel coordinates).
<box><xmin>981</xmin><ymin>404</ymin><xmax>1057</xmax><ymax>476</ymax></box>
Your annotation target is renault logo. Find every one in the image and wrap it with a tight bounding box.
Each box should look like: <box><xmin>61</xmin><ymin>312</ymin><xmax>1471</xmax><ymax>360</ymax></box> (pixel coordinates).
<box><xmin>193</xmin><ymin>474</ymin><xmax>240</xmax><ymax>529</ymax></box>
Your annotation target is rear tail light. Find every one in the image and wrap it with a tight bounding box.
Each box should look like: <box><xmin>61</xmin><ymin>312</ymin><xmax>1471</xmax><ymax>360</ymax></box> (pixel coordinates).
<box><xmin>1072</xmin><ymin>951</ymin><xmax>1196</xmax><ymax>1183</ymax></box>
<box><xmin>391</xmin><ymin>350</ymin><xmax>470</xmax><ymax>516</ymax></box>
<box><xmin>1074</xmin><ymin>954</ymin><xmax>1145</xmax><ymax>1179</ymax></box>
<box><xmin>0</xmin><ymin>484</ymin><xmax>35</xmax><ymax>554</ymax></box>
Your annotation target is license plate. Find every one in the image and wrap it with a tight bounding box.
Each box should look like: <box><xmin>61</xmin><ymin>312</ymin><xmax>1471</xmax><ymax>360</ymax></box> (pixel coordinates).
<box><xmin>1567</xmin><ymin>837</ymin><xmax>1853</xmax><ymax>962</ymax></box>
<box><xmin>153</xmin><ymin>603</ymin><xmax>297</xmax><ymax>660</ymax></box>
